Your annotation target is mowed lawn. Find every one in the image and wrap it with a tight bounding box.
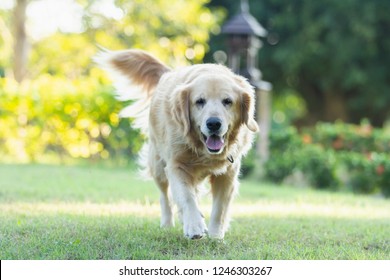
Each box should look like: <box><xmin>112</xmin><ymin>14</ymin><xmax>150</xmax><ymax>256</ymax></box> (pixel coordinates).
<box><xmin>0</xmin><ymin>164</ymin><xmax>389</xmax><ymax>260</ymax></box>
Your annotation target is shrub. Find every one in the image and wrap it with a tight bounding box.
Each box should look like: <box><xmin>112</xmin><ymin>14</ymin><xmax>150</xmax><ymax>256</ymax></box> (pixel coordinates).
<box><xmin>307</xmin><ymin>122</ymin><xmax>390</xmax><ymax>195</ymax></box>
<box><xmin>241</xmin><ymin>148</ymin><xmax>256</xmax><ymax>177</ymax></box>
<box><xmin>0</xmin><ymin>74</ymin><xmax>143</xmax><ymax>164</ymax></box>
<box><xmin>298</xmin><ymin>146</ymin><xmax>339</xmax><ymax>189</ymax></box>
<box><xmin>265</xmin><ymin>150</ymin><xmax>297</xmax><ymax>183</ymax></box>
<box><xmin>339</xmin><ymin>152</ymin><xmax>378</xmax><ymax>194</ymax></box>
<box><xmin>378</xmin><ymin>164</ymin><xmax>390</xmax><ymax>198</ymax></box>
<box><xmin>305</xmin><ymin>121</ymin><xmax>390</xmax><ymax>153</ymax></box>
<box><xmin>264</xmin><ymin>127</ymin><xmax>302</xmax><ymax>183</ymax></box>
<box><xmin>263</xmin><ymin>122</ymin><xmax>390</xmax><ymax>196</ymax></box>
<box><xmin>264</xmin><ymin>134</ymin><xmax>339</xmax><ymax>189</ymax></box>
<box><xmin>371</xmin><ymin>153</ymin><xmax>390</xmax><ymax>198</ymax></box>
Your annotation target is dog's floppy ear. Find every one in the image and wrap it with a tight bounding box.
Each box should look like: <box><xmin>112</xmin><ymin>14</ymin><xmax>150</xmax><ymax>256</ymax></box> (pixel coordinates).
<box><xmin>172</xmin><ymin>84</ymin><xmax>191</xmax><ymax>135</ymax></box>
<box><xmin>241</xmin><ymin>92</ymin><xmax>259</xmax><ymax>132</ymax></box>
<box><xmin>234</xmin><ymin>75</ymin><xmax>259</xmax><ymax>132</ymax></box>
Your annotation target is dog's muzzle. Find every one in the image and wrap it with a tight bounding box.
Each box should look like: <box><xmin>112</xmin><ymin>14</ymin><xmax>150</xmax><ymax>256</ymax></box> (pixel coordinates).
<box><xmin>202</xmin><ymin>117</ymin><xmax>226</xmax><ymax>154</ymax></box>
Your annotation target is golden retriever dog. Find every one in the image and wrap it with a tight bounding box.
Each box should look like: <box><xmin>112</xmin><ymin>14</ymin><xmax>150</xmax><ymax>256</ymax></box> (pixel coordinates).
<box><xmin>96</xmin><ymin>49</ymin><xmax>258</xmax><ymax>239</ymax></box>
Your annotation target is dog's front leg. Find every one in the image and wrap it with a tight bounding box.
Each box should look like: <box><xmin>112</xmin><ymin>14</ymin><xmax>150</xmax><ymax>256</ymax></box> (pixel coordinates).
<box><xmin>209</xmin><ymin>164</ymin><xmax>239</xmax><ymax>239</ymax></box>
<box><xmin>165</xmin><ymin>164</ymin><xmax>207</xmax><ymax>239</ymax></box>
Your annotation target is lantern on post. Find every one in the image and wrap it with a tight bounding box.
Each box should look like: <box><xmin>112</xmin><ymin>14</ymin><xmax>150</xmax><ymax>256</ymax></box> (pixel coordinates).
<box><xmin>221</xmin><ymin>0</ymin><xmax>272</xmax><ymax>175</ymax></box>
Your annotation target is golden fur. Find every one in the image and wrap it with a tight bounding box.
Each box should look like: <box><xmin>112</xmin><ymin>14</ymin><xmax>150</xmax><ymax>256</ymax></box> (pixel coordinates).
<box><xmin>96</xmin><ymin>49</ymin><xmax>258</xmax><ymax>239</ymax></box>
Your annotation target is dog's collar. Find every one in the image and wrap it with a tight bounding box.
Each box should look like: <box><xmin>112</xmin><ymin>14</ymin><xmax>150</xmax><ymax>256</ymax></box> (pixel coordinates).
<box><xmin>227</xmin><ymin>155</ymin><xmax>234</xmax><ymax>164</ymax></box>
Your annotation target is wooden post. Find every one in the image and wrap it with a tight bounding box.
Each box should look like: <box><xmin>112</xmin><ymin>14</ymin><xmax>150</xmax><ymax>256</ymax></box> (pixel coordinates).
<box><xmin>255</xmin><ymin>81</ymin><xmax>272</xmax><ymax>178</ymax></box>
<box><xmin>13</xmin><ymin>0</ymin><xmax>29</xmax><ymax>82</ymax></box>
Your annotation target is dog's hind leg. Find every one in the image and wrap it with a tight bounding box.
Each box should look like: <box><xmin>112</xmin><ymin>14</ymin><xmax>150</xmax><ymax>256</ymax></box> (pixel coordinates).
<box><xmin>148</xmin><ymin>143</ymin><xmax>174</xmax><ymax>228</ymax></box>
<box><xmin>156</xmin><ymin>178</ymin><xmax>175</xmax><ymax>228</ymax></box>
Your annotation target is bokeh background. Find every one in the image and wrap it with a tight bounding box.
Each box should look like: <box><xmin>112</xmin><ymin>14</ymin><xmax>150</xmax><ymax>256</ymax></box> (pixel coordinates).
<box><xmin>1</xmin><ymin>0</ymin><xmax>390</xmax><ymax>197</ymax></box>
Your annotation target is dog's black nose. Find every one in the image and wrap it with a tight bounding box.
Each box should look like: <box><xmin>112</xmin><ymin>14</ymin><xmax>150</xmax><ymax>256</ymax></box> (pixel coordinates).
<box><xmin>206</xmin><ymin>117</ymin><xmax>222</xmax><ymax>132</ymax></box>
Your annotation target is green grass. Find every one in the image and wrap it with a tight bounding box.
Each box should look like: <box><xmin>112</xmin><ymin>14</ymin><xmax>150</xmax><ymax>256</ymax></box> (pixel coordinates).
<box><xmin>0</xmin><ymin>164</ymin><xmax>389</xmax><ymax>260</ymax></box>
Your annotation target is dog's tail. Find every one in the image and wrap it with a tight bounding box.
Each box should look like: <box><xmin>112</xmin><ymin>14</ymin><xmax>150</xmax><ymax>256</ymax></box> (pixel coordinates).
<box><xmin>94</xmin><ymin>49</ymin><xmax>170</xmax><ymax>134</ymax></box>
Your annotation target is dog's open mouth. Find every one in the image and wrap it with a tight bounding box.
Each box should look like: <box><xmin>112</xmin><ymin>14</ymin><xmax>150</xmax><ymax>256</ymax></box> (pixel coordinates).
<box><xmin>202</xmin><ymin>133</ymin><xmax>225</xmax><ymax>153</ymax></box>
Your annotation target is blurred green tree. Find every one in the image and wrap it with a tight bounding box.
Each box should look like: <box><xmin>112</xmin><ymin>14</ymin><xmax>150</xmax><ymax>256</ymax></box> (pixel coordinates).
<box><xmin>1</xmin><ymin>0</ymin><xmax>223</xmax><ymax>79</ymax></box>
<box><xmin>84</xmin><ymin>0</ymin><xmax>224</xmax><ymax>65</ymax></box>
<box><xmin>208</xmin><ymin>0</ymin><xmax>390</xmax><ymax>126</ymax></box>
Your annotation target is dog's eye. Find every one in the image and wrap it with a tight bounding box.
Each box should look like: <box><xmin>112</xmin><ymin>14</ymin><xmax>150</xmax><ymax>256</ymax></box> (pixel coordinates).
<box><xmin>222</xmin><ymin>98</ymin><xmax>233</xmax><ymax>106</ymax></box>
<box><xmin>195</xmin><ymin>98</ymin><xmax>206</xmax><ymax>106</ymax></box>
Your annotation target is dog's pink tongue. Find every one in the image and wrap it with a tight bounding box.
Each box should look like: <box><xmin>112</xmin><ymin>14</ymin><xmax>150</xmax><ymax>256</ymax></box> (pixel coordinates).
<box><xmin>206</xmin><ymin>135</ymin><xmax>224</xmax><ymax>150</ymax></box>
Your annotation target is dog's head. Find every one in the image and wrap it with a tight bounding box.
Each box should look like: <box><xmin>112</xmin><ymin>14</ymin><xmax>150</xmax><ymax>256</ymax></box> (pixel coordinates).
<box><xmin>172</xmin><ymin>68</ymin><xmax>258</xmax><ymax>155</ymax></box>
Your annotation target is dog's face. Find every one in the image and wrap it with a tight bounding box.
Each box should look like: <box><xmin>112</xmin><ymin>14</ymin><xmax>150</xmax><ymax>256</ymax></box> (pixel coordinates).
<box><xmin>189</xmin><ymin>76</ymin><xmax>239</xmax><ymax>154</ymax></box>
<box><xmin>172</xmin><ymin>74</ymin><xmax>258</xmax><ymax>155</ymax></box>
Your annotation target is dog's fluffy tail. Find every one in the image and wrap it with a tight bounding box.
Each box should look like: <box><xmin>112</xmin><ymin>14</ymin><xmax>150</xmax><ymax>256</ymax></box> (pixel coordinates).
<box><xmin>94</xmin><ymin>49</ymin><xmax>170</xmax><ymax>134</ymax></box>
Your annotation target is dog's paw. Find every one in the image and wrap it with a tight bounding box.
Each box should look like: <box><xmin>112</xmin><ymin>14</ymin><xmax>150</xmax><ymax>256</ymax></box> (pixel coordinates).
<box><xmin>183</xmin><ymin>212</ymin><xmax>208</xmax><ymax>239</ymax></box>
<box><xmin>208</xmin><ymin>222</ymin><xmax>226</xmax><ymax>240</ymax></box>
<box><xmin>160</xmin><ymin>218</ymin><xmax>175</xmax><ymax>228</ymax></box>
<box><xmin>208</xmin><ymin>229</ymin><xmax>224</xmax><ymax>240</ymax></box>
<box><xmin>185</xmin><ymin>224</ymin><xmax>208</xmax><ymax>240</ymax></box>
